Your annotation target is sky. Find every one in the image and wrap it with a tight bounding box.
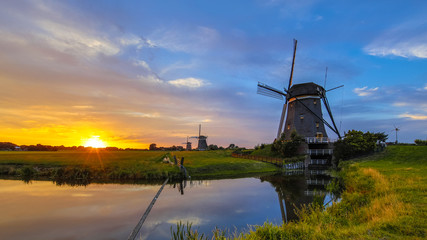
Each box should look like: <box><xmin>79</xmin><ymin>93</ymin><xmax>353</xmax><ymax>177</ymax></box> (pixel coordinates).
<box><xmin>0</xmin><ymin>0</ymin><xmax>426</xmax><ymax>149</ymax></box>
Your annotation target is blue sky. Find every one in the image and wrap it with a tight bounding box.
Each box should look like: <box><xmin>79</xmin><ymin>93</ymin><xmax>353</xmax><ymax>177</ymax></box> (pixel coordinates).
<box><xmin>0</xmin><ymin>0</ymin><xmax>426</xmax><ymax>148</ymax></box>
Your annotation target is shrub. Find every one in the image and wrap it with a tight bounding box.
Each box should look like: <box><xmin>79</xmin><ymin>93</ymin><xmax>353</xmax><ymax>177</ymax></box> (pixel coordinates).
<box><xmin>334</xmin><ymin>130</ymin><xmax>388</xmax><ymax>161</ymax></box>
<box><xmin>414</xmin><ymin>139</ymin><xmax>427</xmax><ymax>145</ymax></box>
<box><xmin>272</xmin><ymin>130</ymin><xmax>304</xmax><ymax>158</ymax></box>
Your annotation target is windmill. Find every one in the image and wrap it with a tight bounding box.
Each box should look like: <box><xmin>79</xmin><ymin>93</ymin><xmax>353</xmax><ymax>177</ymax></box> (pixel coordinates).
<box><xmin>190</xmin><ymin>124</ymin><xmax>208</xmax><ymax>150</ymax></box>
<box><xmin>393</xmin><ymin>125</ymin><xmax>400</xmax><ymax>144</ymax></box>
<box><xmin>257</xmin><ymin>39</ymin><xmax>342</xmax><ymax>141</ymax></box>
<box><xmin>182</xmin><ymin>136</ymin><xmax>192</xmax><ymax>151</ymax></box>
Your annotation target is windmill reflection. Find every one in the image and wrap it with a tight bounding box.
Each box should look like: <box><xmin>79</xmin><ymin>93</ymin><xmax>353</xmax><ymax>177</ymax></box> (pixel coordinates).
<box><xmin>260</xmin><ymin>171</ymin><xmax>332</xmax><ymax>223</ymax></box>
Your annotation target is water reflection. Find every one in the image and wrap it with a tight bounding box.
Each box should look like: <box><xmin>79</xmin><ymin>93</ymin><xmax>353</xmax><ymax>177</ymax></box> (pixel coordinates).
<box><xmin>0</xmin><ymin>172</ymin><xmax>333</xmax><ymax>240</ymax></box>
<box><xmin>260</xmin><ymin>171</ymin><xmax>332</xmax><ymax>223</ymax></box>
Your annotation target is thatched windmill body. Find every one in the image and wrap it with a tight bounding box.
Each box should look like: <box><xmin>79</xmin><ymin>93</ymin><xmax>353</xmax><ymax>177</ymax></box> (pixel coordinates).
<box><xmin>257</xmin><ymin>39</ymin><xmax>342</xmax><ymax>141</ymax></box>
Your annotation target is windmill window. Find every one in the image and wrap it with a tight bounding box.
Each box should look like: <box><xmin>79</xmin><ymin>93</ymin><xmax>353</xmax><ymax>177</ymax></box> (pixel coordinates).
<box><xmin>313</xmin><ymin>100</ymin><xmax>317</xmax><ymax>105</ymax></box>
<box><xmin>300</xmin><ymin>114</ymin><xmax>304</xmax><ymax>120</ymax></box>
<box><xmin>287</xmin><ymin>124</ymin><xmax>291</xmax><ymax>130</ymax></box>
<box><xmin>316</xmin><ymin>122</ymin><xmax>320</xmax><ymax>128</ymax></box>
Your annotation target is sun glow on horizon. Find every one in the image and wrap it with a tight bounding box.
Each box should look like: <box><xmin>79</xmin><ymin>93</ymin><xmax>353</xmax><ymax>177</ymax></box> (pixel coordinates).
<box><xmin>83</xmin><ymin>136</ymin><xmax>107</xmax><ymax>148</ymax></box>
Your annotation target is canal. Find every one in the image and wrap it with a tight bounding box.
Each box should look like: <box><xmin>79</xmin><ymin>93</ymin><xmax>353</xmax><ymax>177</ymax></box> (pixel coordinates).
<box><xmin>0</xmin><ymin>172</ymin><xmax>330</xmax><ymax>239</ymax></box>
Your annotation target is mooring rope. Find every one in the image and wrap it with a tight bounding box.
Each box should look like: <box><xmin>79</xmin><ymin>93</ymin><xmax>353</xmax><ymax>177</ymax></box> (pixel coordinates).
<box><xmin>127</xmin><ymin>178</ymin><xmax>169</xmax><ymax>240</ymax></box>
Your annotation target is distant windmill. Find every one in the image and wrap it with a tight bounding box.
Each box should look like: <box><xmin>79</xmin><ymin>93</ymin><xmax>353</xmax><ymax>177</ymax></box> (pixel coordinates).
<box><xmin>394</xmin><ymin>125</ymin><xmax>400</xmax><ymax>144</ymax></box>
<box><xmin>190</xmin><ymin>124</ymin><xmax>208</xmax><ymax>150</ymax></box>
<box><xmin>257</xmin><ymin>39</ymin><xmax>342</xmax><ymax>141</ymax></box>
<box><xmin>182</xmin><ymin>136</ymin><xmax>192</xmax><ymax>151</ymax></box>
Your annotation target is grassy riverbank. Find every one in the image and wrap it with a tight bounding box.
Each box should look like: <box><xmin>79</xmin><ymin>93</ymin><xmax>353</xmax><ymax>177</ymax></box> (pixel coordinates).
<box><xmin>0</xmin><ymin>150</ymin><xmax>278</xmax><ymax>182</ymax></box>
<box><xmin>238</xmin><ymin>145</ymin><xmax>426</xmax><ymax>239</ymax></box>
<box><xmin>174</xmin><ymin>145</ymin><xmax>426</xmax><ymax>239</ymax></box>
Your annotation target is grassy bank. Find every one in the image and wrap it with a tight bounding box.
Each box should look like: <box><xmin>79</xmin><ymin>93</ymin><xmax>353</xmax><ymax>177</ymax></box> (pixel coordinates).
<box><xmin>0</xmin><ymin>150</ymin><xmax>278</xmax><ymax>182</ymax></box>
<box><xmin>170</xmin><ymin>150</ymin><xmax>278</xmax><ymax>179</ymax></box>
<box><xmin>173</xmin><ymin>145</ymin><xmax>426</xmax><ymax>239</ymax></box>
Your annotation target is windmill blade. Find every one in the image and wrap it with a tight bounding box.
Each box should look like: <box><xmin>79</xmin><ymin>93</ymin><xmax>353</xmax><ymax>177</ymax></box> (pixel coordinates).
<box><xmin>277</xmin><ymin>102</ymin><xmax>288</xmax><ymax>139</ymax></box>
<box><xmin>257</xmin><ymin>82</ymin><xmax>286</xmax><ymax>100</ymax></box>
<box><xmin>326</xmin><ymin>85</ymin><xmax>344</xmax><ymax>92</ymax></box>
<box><xmin>287</xmin><ymin>39</ymin><xmax>298</xmax><ymax>90</ymax></box>
<box><xmin>321</xmin><ymin>94</ymin><xmax>342</xmax><ymax>139</ymax></box>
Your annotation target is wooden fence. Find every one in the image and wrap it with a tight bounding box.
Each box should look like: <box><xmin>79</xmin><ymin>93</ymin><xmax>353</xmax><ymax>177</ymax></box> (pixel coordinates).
<box><xmin>231</xmin><ymin>153</ymin><xmax>283</xmax><ymax>166</ymax></box>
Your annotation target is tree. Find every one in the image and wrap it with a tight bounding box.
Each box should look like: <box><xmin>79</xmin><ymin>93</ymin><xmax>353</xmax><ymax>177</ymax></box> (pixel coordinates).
<box><xmin>208</xmin><ymin>144</ymin><xmax>219</xmax><ymax>150</ymax></box>
<box><xmin>272</xmin><ymin>130</ymin><xmax>304</xmax><ymax>158</ymax></box>
<box><xmin>226</xmin><ymin>144</ymin><xmax>238</xmax><ymax>149</ymax></box>
<box><xmin>334</xmin><ymin>130</ymin><xmax>389</xmax><ymax>161</ymax></box>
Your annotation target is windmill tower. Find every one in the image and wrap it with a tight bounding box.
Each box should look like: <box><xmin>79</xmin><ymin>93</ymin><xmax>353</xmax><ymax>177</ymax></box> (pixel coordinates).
<box><xmin>257</xmin><ymin>39</ymin><xmax>342</xmax><ymax>169</ymax></box>
<box><xmin>190</xmin><ymin>124</ymin><xmax>208</xmax><ymax>150</ymax></box>
<box><xmin>394</xmin><ymin>125</ymin><xmax>400</xmax><ymax>144</ymax></box>
<box><xmin>182</xmin><ymin>136</ymin><xmax>192</xmax><ymax>151</ymax></box>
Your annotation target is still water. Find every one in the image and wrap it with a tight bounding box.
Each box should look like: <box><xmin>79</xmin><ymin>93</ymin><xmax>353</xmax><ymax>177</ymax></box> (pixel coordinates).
<box><xmin>0</xmin><ymin>173</ymin><xmax>328</xmax><ymax>239</ymax></box>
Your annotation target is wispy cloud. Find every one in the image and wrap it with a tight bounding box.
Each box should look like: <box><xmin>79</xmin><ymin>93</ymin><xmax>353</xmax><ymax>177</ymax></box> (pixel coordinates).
<box><xmin>353</xmin><ymin>86</ymin><xmax>379</xmax><ymax>96</ymax></box>
<box><xmin>364</xmin><ymin>19</ymin><xmax>427</xmax><ymax>58</ymax></box>
<box><xmin>168</xmin><ymin>78</ymin><xmax>208</xmax><ymax>88</ymax></box>
<box><xmin>399</xmin><ymin>113</ymin><xmax>427</xmax><ymax>120</ymax></box>
<box><xmin>35</xmin><ymin>20</ymin><xmax>120</xmax><ymax>57</ymax></box>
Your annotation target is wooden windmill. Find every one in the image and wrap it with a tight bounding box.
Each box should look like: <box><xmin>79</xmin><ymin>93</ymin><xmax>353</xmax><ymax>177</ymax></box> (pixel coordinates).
<box><xmin>190</xmin><ymin>124</ymin><xmax>208</xmax><ymax>150</ymax></box>
<box><xmin>182</xmin><ymin>136</ymin><xmax>192</xmax><ymax>151</ymax></box>
<box><xmin>257</xmin><ymin>39</ymin><xmax>342</xmax><ymax>141</ymax></box>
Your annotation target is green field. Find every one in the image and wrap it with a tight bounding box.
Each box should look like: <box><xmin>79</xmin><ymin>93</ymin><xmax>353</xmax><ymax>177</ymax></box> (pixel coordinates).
<box><xmin>170</xmin><ymin>150</ymin><xmax>278</xmax><ymax>178</ymax></box>
<box><xmin>0</xmin><ymin>150</ymin><xmax>278</xmax><ymax>182</ymax></box>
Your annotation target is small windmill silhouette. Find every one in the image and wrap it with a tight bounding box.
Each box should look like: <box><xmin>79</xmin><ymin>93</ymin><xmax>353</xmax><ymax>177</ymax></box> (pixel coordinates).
<box><xmin>393</xmin><ymin>125</ymin><xmax>400</xmax><ymax>144</ymax></box>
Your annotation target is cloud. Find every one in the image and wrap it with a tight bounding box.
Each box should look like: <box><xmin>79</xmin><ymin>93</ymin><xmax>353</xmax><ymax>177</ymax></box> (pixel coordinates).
<box><xmin>133</xmin><ymin>60</ymin><xmax>150</xmax><ymax>70</ymax></box>
<box><xmin>35</xmin><ymin>20</ymin><xmax>120</xmax><ymax>57</ymax></box>
<box><xmin>364</xmin><ymin>19</ymin><xmax>427</xmax><ymax>58</ymax></box>
<box><xmin>399</xmin><ymin>113</ymin><xmax>427</xmax><ymax>120</ymax></box>
<box><xmin>353</xmin><ymin>86</ymin><xmax>379</xmax><ymax>96</ymax></box>
<box><xmin>168</xmin><ymin>78</ymin><xmax>208</xmax><ymax>88</ymax></box>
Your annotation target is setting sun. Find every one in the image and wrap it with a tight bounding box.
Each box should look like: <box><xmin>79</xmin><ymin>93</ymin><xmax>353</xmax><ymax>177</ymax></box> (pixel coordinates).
<box><xmin>83</xmin><ymin>136</ymin><xmax>107</xmax><ymax>148</ymax></box>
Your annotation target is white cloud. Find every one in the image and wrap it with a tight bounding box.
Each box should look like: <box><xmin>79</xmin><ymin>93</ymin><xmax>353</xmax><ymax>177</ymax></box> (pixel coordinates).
<box><xmin>168</xmin><ymin>78</ymin><xmax>208</xmax><ymax>88</ymax></box>
<box><xmin>353</xmin><ymin>86</ymin><xmax>379</xmax><ymax>97</ymax></box>
<box><xmin>399</xmin><ymin>113</ymin><xmax>427</xmax><ymax>120</ymax></box>
<box><xmin>36</xmin><ymin>20</ymin><xmax>120</xmax><ymax>57</ymax></box>
<box><xmin>365</xmin><ymin>42</ymin><xmax>427</xmax><ymax>59</ymax></box>
<box><xmin>137</xmin><ymin>74</ymin><xmax>163</xmax><ymax>84</ymax></box>
<box><xmin>133</xmin><ymin>60</ymin><xmax>150</xmax><ymax>70</ymax></box>
<box><xmin>364</xmin><ymin>19</ymin><xmax>427</xmax><ymax>59</ymax></box>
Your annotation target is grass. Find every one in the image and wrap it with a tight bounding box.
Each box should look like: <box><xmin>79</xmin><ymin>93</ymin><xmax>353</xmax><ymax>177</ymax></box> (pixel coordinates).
<box><xmin>0</xmin><ymin>150</ymin><xmax>279</xmax><ymax>182</ymax></box>
<box><xmin>171</xmin><ymin>145</ymin><xmax>427</xmax><ymax>239</ymax></box>
<box><xmin>170</xmin><ymin>150</ymin><xmax>278</xmax><ymax>178</ymax></box>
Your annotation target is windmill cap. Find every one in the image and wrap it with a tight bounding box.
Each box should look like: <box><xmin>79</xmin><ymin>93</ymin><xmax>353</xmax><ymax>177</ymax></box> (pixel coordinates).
<box><xmin>288</xmin><ymin>82</ymin><xmax>325</xmax><ymax>97</ymax></box>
